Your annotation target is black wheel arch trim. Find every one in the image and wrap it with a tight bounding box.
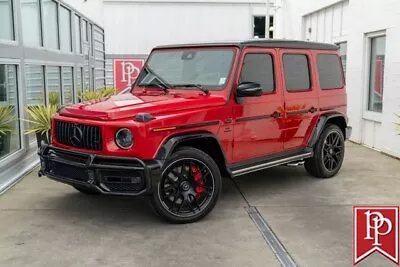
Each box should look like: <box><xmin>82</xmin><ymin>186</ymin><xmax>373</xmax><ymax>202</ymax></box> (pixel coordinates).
<box><xmin>307</xmin><ymin>112</ymin><xmax>348</xmax><ymax>148</ymax></box>
<box><xmin>155</xmin><ymin>131</ymin><xmax>228</xmax><ymax>164</ymax></box>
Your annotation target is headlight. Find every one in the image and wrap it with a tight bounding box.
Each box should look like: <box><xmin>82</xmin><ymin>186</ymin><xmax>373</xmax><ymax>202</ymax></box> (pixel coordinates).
<box><xmin>115</xmin><ymin>128</ymin><xmax>134</xmax><ymax>149</ymax></box>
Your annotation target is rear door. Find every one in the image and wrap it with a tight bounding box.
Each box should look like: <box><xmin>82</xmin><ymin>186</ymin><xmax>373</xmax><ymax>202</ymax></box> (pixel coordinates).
<box><xmin>279</xmin><ymin>49</ymin><xmax>319</xmax><ymax>151</ymax></box>
<box><xmin>232</xmin><ymin>47</ymin><xmax>284</xmax><ymax>163</ymax></box>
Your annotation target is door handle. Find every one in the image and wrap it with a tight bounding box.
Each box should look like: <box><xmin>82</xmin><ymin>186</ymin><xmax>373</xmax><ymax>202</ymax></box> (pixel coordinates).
<box><xmin>309</xmin><ymin>107</ymin><xmax>317</xmax><ymax>113</ymax></box>
<box><xmin>271</xmin><ymin>111</ymin><xmax>281</xmax><ymax>118</ymax></box>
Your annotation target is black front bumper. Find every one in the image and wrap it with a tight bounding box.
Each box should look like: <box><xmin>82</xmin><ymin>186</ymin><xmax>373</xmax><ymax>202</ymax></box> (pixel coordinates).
<box><xmin>38</xmin><ymin>145</ymin><xmax>162</xmax><ymax>196</ymax></box>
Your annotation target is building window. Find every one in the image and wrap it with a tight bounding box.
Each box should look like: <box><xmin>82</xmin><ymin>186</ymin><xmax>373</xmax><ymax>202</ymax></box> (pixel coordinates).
<box><xmin>317</xmin><ymin>54</ymin><xmax>344</xmax><ymax>89</ymax></box>
<box><xmin>283</xmin><ymin>54</ymin><xmax>311</xmax><ymax>91</ymax></box>
<box><xmin>269</xmin><ymin>16</ymin><xmax>274</xmax><ymax>39</ymax></box>
<box><xmin>76</xmin><ymin>67</ymin><xmax>83</xmax><ymax>100</ymax></box>
<box><xmin>367</xmin><ymin>35</ymin><xmax>386</xmax><ymax>113</ymax></box>
<box><xmin>25</xmin><ymin>65</ymin><xmax>45</xmax><ymax>106</ymax></box>
<box><xmin>62</xmin><ymin>67</ymin><xmax>73</xmax><ymax>105</ymax></box>
<box><xmin>89</xmin><ymin>23</ymin><xmax>93</xmax><ymax>56</ymax></box>
<box><xmin>59</xmin><ymin>6</ymin><xmax>72</xmax><ymax>52</ymax></box>
<box><xmin>42</xmin><ymin>0</ymin><xmax>59</xmax><ymax>49</ymax></box>
<box><xmin>0</xmin><ymin>64</ymin><xmax>20</xmax><ymax>159</ymax></box>
<box><xmin>46</xmin><ymin>66</ymin><xmax>61</xmax><ymax>105</ymax></box>
<box><xmin>21</xmin><ymin>0</ymin><xmax>41</xmax><ymax>46</ymax></box>
<box><xmin>239</xmin><ymin>53</ymin><xmax>274</xmax><ymax>93</ymax></box>
<box><xmin>24</xmin><ymin>64</ymin><xmax>44</xmax><ymax>143</ymax></box>
<box><xmin>74</xmin><ymin>15</ymin><xmax>82</xmax><ymax>53</ymax></box>
<box><xmin>82</xmin><ymin>19</ymin><xmax>88</xmax><ymax>42</ymax></box>
<box><xmin>0</xmin><ymin>0</ymin><xmax>14</xmax><ymax>40</ymax></box>
<box><xmin>253</xmin><ymin>16</ymin><xmax>265</xmax><ymax>39</ymax></box>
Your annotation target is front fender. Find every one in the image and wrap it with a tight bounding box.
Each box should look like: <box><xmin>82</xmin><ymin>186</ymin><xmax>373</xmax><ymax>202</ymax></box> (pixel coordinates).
<box><xmin>154</xmin><ymin>131</ymin><xmax>227</xmax><ymax>162</ymax></box>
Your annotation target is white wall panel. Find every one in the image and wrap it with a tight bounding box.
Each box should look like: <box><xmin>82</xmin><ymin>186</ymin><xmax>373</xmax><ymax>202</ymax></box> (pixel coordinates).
<box><xmin>341</xmin><ymin>0</ymin><xmax>348</xmax><ymax>36</ymax></box>
<box><xmin>332</xmin><ymin>3</ymin><xmax>341</xmax><ymax>38</ymax></box>
<box><xmin>104</xmin><ymin>2</ymin><xmax>254</xmax><ymax>55</ymax></box>
<box><xmin>324</xmin><ymin>7</ymin><xmax>333</xmax><ymax>43</ymax></box>
<box><xmin>317</xmin><ymin>11</ymin><xmax>324</xmax><ymax>42</ymax></box>
<box><xmin>310</xmin><ymin>14</ymin><xmax>317</xmax><ymax>41</ymax></box>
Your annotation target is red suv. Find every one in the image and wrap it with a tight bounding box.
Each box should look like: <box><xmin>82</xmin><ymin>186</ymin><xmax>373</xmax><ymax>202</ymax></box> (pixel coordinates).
<box><xmin>39</xmin><ymin>39</ymin><xmax>351</xmax><ymax>224</ymax></box>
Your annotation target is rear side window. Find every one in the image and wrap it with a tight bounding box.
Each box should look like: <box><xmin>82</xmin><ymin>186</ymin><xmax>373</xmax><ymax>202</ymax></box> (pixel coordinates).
<box><xmin>317</xmin><ymin>54</ymin><xmax>344</xmax><ymax>89</ymax></box>
<box><xmin>283</xmin><ymin>54</ymin><xmax>311</xmax><ymax>91</ymax></box>
<box><xmin>239</xmin><ymin>53</ymin><xmax>275</xmax><ymax>93</ymax></box>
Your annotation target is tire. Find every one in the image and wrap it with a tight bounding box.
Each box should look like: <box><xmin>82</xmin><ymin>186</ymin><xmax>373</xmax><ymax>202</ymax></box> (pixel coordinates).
<box><xmin>150</xmin><ymin>146</ymin><xmax>222</xmax><ymax>224</ymax></box>
<box><xmin>73</xmin><ymin>185</ymin><xmax>101</xmax><ymax>195</ymax></box>
<box><xmin>305</xmin><ymin>124</ymin><xmax>345</xmax><ymax>178</ymax></box>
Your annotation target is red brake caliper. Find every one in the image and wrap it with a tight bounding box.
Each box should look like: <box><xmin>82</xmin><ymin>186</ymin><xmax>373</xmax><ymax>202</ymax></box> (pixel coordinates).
<box><xmin>191</xmin><ymin>166</ymin><xmax>204</xmax><ymax>197</ymax></box>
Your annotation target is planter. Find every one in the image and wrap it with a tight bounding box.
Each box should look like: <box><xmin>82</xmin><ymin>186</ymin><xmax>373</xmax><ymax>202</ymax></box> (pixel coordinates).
<box><xmin>0</xmin><ymin>132</ymin><xmax>11</xmax><ymax>157</ymax></box>
<box><xmin>36</xmin><ymin>131</ymin><xmax>50</xmax><ymax>149</ymax></box>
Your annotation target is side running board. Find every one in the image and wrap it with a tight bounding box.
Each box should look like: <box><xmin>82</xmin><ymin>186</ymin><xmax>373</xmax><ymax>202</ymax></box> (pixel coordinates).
<box><xmin>231</xmin><ymin>152</ymin><xmax>313</xmax><ymax>177</ymax></box>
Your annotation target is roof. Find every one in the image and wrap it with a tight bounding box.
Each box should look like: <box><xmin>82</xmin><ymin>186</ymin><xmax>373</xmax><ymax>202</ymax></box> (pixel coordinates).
<box><xmin>154</xmin><ymin>39</ymin><xmax>339</xmax><ymax>51</ymax></box>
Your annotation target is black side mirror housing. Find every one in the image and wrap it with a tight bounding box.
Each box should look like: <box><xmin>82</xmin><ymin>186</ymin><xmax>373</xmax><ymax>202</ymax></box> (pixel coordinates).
<box><xmin>236</xmin><ymin>82</ymin><xmax>263</xmax><ymax>97</ymax></box>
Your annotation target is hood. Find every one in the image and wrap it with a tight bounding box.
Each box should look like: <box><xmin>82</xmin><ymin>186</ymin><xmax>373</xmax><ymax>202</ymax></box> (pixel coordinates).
<box><xmin>59</xmin><ymin>92</ymin><xmax>226</xmax><ymax>120</ymax></box>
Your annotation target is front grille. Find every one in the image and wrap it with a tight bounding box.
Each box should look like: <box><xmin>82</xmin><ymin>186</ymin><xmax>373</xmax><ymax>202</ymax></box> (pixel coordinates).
<box><xmin>55</xmin><ymin>121</ymin><xmax>102</xmax><ymax>150</ymax></box>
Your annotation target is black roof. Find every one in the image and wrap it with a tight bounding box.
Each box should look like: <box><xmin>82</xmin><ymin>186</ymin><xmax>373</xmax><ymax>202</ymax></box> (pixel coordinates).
<box><xmin>155</xmin><ymin>39</ymin><xmax>338</xmax><ymax>51</ymax></box>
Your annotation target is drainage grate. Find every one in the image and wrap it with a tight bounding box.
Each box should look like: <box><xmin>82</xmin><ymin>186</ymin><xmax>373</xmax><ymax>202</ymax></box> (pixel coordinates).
<box><xmin>247</xmin><ymin>206</ymin><xmax>298</xmax><ymax>267</ymax></box>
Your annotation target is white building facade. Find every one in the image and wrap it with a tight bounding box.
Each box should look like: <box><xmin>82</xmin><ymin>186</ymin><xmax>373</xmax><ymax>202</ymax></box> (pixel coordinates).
<box><xmin>103</xmin><ymin>0</ymin><xmax>278</xmax><ymax>90</ymax></box>
<box><xmin>274</xmin><ymin>0</ymin><xmax>400</xmax><ymax>158</ymax></box>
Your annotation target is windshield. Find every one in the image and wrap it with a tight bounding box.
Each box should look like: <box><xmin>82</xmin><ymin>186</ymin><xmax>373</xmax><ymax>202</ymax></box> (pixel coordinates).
<box><xmin>135</xmin><ymin>48</ymin><xmax>235</xmax><ymax>91</ymax></box>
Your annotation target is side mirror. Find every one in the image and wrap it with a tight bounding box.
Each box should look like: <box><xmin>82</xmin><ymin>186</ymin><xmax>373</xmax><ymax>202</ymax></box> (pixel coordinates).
<box><xmin>236</xmin><ymin>82</ymin><xmax>263</xmax><ymax>97</ymax></box>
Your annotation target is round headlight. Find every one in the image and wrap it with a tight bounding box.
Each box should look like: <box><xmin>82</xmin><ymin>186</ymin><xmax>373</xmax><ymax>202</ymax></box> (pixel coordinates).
<box><xmin>115</xmin><ymin>128</ymin><xmax>134</xmax><ymax>149</ymax></box>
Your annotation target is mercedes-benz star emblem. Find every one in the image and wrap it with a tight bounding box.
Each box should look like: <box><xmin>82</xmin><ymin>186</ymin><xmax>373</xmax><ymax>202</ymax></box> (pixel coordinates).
<box><xmin>70</xmin><ymin>124</ymin><xmax>83</xmax><ymax>146</ymax></box>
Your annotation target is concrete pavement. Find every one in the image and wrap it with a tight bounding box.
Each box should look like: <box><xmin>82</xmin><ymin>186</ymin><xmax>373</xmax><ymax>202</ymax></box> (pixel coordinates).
<box><xmin>0</xmin><ymin>142</ymin><xmax>399</xmax><ymax>266</ymax></box>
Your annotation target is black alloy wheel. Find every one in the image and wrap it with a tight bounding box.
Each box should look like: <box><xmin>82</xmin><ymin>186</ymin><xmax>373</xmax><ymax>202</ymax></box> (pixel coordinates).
<box><xmin>305</xmin><ymin>124</ymin><xmax>345</xmax><ymax>178</ymax></box>
<box><xmin>150</xmin><ymin>147</ymin><xmax>222</xmax><ymax>223</ymax></box>
<box><xmin>322</xmin><ymin>131</ymin><xmax>344</xmax><ymax>171</ymax></box>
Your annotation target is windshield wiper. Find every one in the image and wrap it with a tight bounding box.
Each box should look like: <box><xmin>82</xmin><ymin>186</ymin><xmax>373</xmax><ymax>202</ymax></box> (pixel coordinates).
<box><xmin>137</xmin><ymin>65</ymin><xmax>172</xmax><ymax>93</ymax></box>
<box><xmin>138</xmin><ymin>82</ymin><xmax>169</xmax><ymax>93</ymax></box>
<box><xmin>172</xmin><ymin>84</ymin><xmax>209</xmax><ymax>95</ymax></box>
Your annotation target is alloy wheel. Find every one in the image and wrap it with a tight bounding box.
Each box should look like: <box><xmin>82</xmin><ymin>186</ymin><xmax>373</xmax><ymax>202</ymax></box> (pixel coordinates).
<box><xmin>322</xmin><ymin>131</ymin><xmax>344</xmax><ymax>171</ymax></box>
<box><xmin>158</xmin><ymin>158</ymin><xmax>215</xmax><ymax>218</ymax></box>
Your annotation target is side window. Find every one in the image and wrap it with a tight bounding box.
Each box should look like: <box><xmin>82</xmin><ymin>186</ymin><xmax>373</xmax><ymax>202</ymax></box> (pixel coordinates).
<box><xmin>283</xmin><ymin>54</ymin><xmax>311</xmax><ymax>91</ymax></box>
<box><xmin>317</xmin><ymin>54</ymin><xmax>344</xmax><ymax>89</ymax></box>
<box><xmin>239</xmin><ymin>53</ymin><xmax>274</xmax><ymax>93</ymax></box>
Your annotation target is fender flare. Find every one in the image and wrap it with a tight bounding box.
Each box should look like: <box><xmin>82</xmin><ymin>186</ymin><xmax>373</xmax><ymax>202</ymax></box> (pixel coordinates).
<box><xmin>154</xmin><ymin>131</ymin><xmax>227</xmax><ymax>164</ymax></box>
<box><xmin>307</xmin><ymin>112</ymin><xmax>347</xmax><ymax>148</ymax></box>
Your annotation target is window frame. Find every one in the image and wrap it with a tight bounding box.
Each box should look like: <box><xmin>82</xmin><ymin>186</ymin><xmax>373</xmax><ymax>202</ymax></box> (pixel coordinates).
<box><xmin>0</xmin><ymin>60</ymin><xmax>24</xmax><ymax>168</ymax></box>
<box><xmin>362</xmin><ymin>30</ymin><xmax>386</xmax><ymax>122</ymax></box>
<box><xmin>74</xmin><ymin>14</ymin><xmax>82</xmax><ymax>54</ymax></box>
<box><xmin>20</xmin><ymin>0</ymin><xmax>43</xmax><ymax>48</ymax></box>
<box><xmin>316</xmin><ymin>53</ymin><xmax>345</xmax><ymax>90</ymax></box>
<box><xmin>41</xmin><ymin>0</ymin><xmax>60</xmax><ymax>50</ymax></box>
<box><xmin>238</xmin><ymin>51</ymin><xmax>276</xmax><ymax>95</ymax></box>
<box><xmin>58</xmin><ymin>3</ymin><xmax>73</xmax><ymax>53</ymax></box>
<box><xmin>0</xmin><ymin>0</ymin><xmax>16</xmax><ymax>43</ymax></box>
<box><xmin>282</xmin><ymin>53</ymin><xmax>313</xmax><ymax>93</ymax></box>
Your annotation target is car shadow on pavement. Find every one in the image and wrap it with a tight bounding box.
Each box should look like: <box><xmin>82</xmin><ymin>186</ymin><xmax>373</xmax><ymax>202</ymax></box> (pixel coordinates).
<box><xmin>235</xmin><ymin>165</ymin><xmax>315</xmax><ymax>197</ymax></box>
<box><xmin>46</xmin><ymin>175</ymin><xmax>247</xmax><ymax>226</ymax></box>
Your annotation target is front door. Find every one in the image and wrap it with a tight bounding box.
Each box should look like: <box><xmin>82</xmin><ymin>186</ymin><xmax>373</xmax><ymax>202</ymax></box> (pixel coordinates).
<box><xmin>232</xmin><ymin>48</ymin><xmax>284</xmax><ymax>163</ymax></box>
<box><xmin>279</xmin><ymin>49</ymin><xmax>319</xmax><ymax>150</ymax></box>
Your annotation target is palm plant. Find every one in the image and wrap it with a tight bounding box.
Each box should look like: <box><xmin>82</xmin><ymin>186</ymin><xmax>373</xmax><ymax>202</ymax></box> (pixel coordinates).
<box><xmin>23</xmin><ymin>105</ymin><xmax>57</xmax><ymax>147</ymax></box>
<box><xmin>78</xmin><ymin>87</ymin><xmax>116</xmax><ymax>101</ymax></box>
<box><xmin>0</xmin><ymin>106</ymin><xmax>15</xmax><ymax>136</ymax></box>
<box><xmin>48</xmin><ymin>92</ymin><xmax>60</xmax><ymax>107</ymax></box>
<box><xmin>0</xmin><ymin>106</ymin><xmax>16</xmax><ymax>155</ymax></box>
